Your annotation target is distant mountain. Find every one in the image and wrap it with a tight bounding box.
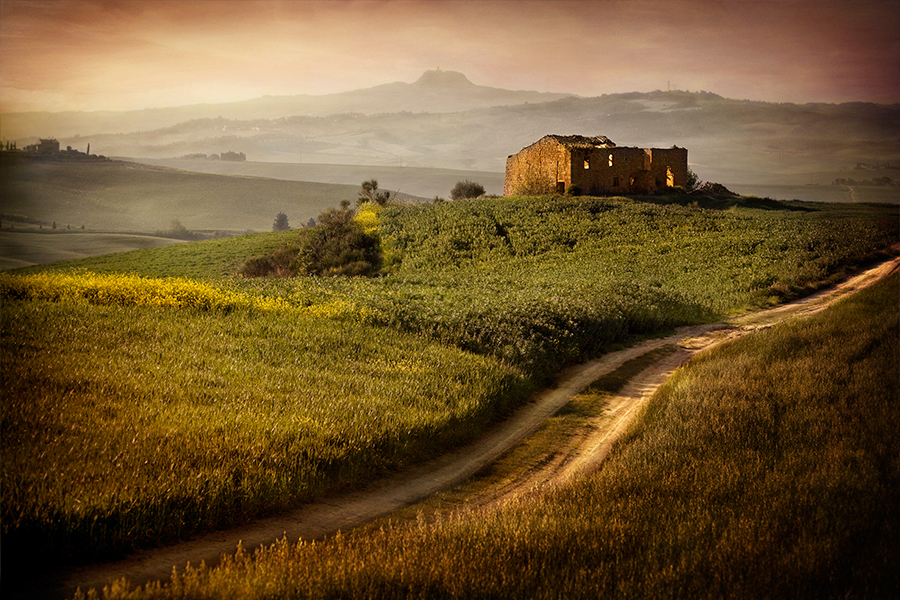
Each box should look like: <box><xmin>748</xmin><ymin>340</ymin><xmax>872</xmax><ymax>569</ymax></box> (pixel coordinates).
<box><xmin>0</xmin><ymin>70</ymin><xmax>572</xmax><ymax>140</ymax></box>
<box><xmin>3</xmin><ymin>72</ymin><xmax>899</xmax><ymax>188</ymax></box>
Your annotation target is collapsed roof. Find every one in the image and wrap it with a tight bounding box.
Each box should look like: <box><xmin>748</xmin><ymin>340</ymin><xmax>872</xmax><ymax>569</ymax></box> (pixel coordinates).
<box><xmin>546</xmin><ymin>134</ymin><xmax>616</xmax><ymax>149</ymax></box>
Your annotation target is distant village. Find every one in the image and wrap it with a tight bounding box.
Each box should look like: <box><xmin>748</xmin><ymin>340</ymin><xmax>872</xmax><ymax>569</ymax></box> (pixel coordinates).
<box><xmin>1</xmin><ymin>138</ymin><xmax>248</xmax><ymax>163</ymax></box>
<box><xmin>179</xmin><ymin>151</ymin><xmax>247</xmax><ymax>162</ymax></box>
<box><xmin>1</xmin><ymin>138</ymin><xmax>109</xmax><ymax>161</ymax></box>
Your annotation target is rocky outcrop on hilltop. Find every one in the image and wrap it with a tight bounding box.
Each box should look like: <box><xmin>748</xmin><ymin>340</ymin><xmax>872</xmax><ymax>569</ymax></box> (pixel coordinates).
<box><xmin>692</xmin><ymin>182</ymin><xmax>738</xmax><ymax>197</ymax></box>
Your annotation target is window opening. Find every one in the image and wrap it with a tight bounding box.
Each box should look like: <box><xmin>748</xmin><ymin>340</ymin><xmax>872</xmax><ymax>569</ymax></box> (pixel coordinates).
<box><xmin>584</xmin><ymin>157</ymin><xmax>590</xmax><ymax>169</ymax></box>
<box><xmin>613</xmin><ymin>177</ymin><xmax>619</xmax><ymax>187</ymax></box>
<box><xmin>608</xmin><ymin>153</ymin><xmax>614</xmax><ymax>167</ymax></box>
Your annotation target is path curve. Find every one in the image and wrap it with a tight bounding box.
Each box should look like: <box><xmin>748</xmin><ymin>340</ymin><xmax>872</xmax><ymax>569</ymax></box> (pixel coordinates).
<box><xmin>47</xmin><ymin>256</ymin><xmax>900</xmax><ymax>598</ymax></box>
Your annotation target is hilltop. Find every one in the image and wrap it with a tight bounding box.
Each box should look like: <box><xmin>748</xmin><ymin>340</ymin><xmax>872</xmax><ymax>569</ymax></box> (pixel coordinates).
<box><xmin>0</xmin><ymin>70</ymin><xmax>572</xmax><ymax>140</ymax></box>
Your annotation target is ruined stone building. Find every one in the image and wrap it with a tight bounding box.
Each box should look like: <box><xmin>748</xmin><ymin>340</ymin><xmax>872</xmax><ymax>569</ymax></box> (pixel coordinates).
<box><xmin>504</xmin><ymin>135</ymin><xmax>688</xmax><ymax>196</ymax></box>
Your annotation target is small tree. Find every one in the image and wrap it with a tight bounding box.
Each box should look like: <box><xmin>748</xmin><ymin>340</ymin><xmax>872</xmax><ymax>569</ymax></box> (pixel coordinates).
<box><xmin>358</xmin><ymin>180</ymin><xmax>392</xmax><ymax>206</ymax></box>
<box><xmin>273</xmin><ymin>212</ymin><xmax>290</xmax><ymax>231</ymax></box>
<box><xmin>686</xmin><ymin>167</ymin><xmax>702</xmax><ymax>192</ymax></box>
<box><xmin>450</xmin><ymin>180</ymin><xmax>485</xmax><ymax>200</ymax></box>
<box><xmin>170</xmin><ymin>220</ymin><xmax>189</xmax><ymax>238</ymax></box>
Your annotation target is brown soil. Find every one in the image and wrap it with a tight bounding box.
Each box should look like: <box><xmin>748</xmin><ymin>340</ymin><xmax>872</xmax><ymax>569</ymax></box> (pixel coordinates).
<box><xmin>31</xmin><ymin>257</ymin><xmax>900</xmax><ymax>599</ymax></box>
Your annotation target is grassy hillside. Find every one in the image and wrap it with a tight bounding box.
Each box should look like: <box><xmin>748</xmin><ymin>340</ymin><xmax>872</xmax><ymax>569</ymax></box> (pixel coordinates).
<box><xmin>108</xmin><ymin>272</ymin><xmax>899</xmax><ymax>600</ymax></box>
<box><xmin>10</xmin><ymin>229</ymin><xmax>301</xmax><ymax>279</ymax></box>
<box><xmin>0</xmin><ymin>156</ymin><xmax>363</xmax><ymax>233</ymax></box>
<box><xmin>12</xmin><ymin>194</ymin><xmax>899</xmax><ymax>376</ymax></box>
<box><xmin>1</xmin><ymin>193</ymin><xmax>897</xmax><ymax>588</ymax></box>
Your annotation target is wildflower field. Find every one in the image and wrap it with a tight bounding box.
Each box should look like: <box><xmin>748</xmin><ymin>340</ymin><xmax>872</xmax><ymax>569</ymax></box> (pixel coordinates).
<box><xmin>1</xmin><ymin>193</ymin><xmax>897</xmax><ymax>592</ymax></box>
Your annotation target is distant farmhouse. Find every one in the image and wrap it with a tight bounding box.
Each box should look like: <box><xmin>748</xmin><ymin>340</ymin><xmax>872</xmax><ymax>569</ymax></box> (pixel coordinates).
<box><xmin>24</xmin><ymin>138</ymin><xmax>61</xmax><ymax>154</ymax></box>
<box><xmin>4</xmin><ymin>137</ymin><xmax>109</xmax><ymax>161</ymax></box>
<box><xmin>504</xmin><ymin>135</ymin><xmax>688</xmax><ymax>196</ymax></box>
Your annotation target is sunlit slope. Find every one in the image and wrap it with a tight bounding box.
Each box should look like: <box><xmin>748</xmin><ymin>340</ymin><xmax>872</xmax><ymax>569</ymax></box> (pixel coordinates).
<box><xmin>2</xmin><ymin>193</ymin><xmax>896</xmax><ymax>583</ymax></box>
<box><xmin>10</xmin><ymin>228</ymin><xmax>298</xmax><ymax>279</ymax></box>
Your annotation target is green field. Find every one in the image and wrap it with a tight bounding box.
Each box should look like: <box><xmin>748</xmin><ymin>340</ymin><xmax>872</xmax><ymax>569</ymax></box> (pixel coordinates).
<box><xmin>1</xmin><ymin>191</ymin><xmax>898</xmax><ymax>595</ymax></box>
<box><xmin>97</xmin><ymin>270</ymin><xmax>898</xmax><ymax>600</ymax></box>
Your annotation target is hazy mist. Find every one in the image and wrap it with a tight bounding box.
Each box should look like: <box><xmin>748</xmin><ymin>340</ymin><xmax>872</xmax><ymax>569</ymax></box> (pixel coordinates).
<box><xmin>2</xmin><ymin>0</ymin><xmax>899</xmax><ymax>113</ymax></box>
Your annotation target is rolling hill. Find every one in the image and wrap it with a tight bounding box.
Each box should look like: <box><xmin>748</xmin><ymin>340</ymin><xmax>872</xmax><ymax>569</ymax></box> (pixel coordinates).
<box><xmin>0</xmin><ymin>155</ymin><xmax>388</xmax><ymax>233</ymax></box>
<box><xmin>0</xmin><ymin>70</ymin><xmax>572</xmax><ymax>141</ymax></box>
<box><xmin>3</xmin><ymin>71</ymin><xmax>899</xmax><ymax>189</ymax></box>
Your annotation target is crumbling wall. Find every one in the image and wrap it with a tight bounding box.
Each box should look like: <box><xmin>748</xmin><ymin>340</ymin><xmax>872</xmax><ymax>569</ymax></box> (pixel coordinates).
<box><xmin>504</xmin><ymin>137</ymin><xmax>571</xmax><ymax>196</ymax></box>
<box><xmin>570</xmin><ymin>147</ymin><xmax>653</xmax><ymax>195</ymax></box>
<box><xmin>647</xmin><ymin>147</ymin><xmax>689</xmax><ymax>190</ymax></box>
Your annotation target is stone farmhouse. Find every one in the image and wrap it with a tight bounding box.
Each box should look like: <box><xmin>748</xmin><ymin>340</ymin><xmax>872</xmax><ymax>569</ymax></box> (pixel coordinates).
<box><xmin>504</xmin><ymin>135</ymin><xmax>688</xmax><ymax>196</ymax></box>
<box><xmin>24</xmin><ymin>138</ymin><xmax>61</xmax><ymax>154</ymax></box>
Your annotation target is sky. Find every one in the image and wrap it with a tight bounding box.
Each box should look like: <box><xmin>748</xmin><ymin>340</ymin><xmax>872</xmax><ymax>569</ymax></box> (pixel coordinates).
<box><xmin>1</xmin><ymin>0</ymin><xmax>899</xmax><ymax>113</ymax></box>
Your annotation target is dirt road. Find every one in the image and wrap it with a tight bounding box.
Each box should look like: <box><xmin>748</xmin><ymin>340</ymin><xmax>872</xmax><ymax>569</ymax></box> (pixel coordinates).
<box><xmin>43</xmin><ymin>256</ymin><xmax>900</xmax><ymax>598</ymax></box>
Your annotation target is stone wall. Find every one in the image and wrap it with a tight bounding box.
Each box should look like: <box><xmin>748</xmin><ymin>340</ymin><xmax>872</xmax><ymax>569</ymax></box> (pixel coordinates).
<box><xmin>570</xmin><ymin>147</ymin><xmax>653</xmax><ymax>195</ymax></box>
<box><xmin>648</xmin><ymin>147</ymin><xmax>689</xmax><ymax>190</ymax></box>
<box><xmin>503</xmin><ymin>137</ymin><xmax>571</xmax><ymax>196</ymax></box>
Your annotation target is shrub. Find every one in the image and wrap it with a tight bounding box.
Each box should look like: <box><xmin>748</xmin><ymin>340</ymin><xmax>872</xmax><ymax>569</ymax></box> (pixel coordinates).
<box><xmin>238</xmin><ymin>243</ymin><xmax>302</xmax><ymax>277</ymax></box>
<box><xmin>450</xmin><ymin>179</ymin><xmax>486</xmax><ymax>200</ymax></box>
<box><xmin>299</xmin><ymin>207</ymin><xmax>382</xmax><ymax>276</ymax></box>
<box><xmin>686</xmin><ymin>167</ymin><xmax>702</xmax><ymax>191</ymax></box>
<box><xmin>357</xmin><ymin>179</ymin><xmax>392</xmax><ymax>206</ymax></box>
<box><xmin>240</xmin><ymin>206</ymin><xmax>383</xmax><ymax>278</ymax></box>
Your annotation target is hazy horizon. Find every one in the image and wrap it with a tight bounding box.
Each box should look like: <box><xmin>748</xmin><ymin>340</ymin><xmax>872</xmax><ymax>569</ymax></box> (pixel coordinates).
<box><xmin>2</xmin><ymin>0</ymin><xmax>899</xmax><ymax>115</ymax></box>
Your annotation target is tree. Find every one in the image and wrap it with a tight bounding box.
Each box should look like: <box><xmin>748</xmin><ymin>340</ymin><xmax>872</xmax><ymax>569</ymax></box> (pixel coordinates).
<box><xmin>450</xmin><ymin>180</ymin><xmax>485</xmax><ymax>200</ymax></box>
<box><xmin>273</xmin><ymin>212</ymin><xmax>290</xmax><ymax>231</ymax></box>
<box><xmin>357</xmin><ymin>179</ymin><xmax>392</xmax><ymax>206</ymax></box>
<box><xmin>170</xmin><ymin>220</ymin><xmax>189</xmax><ymax>238</ymax></box>
<box><xmin>686</xmin><ymin>167</ymin><xmax>702</xmax><ymax>192</ymax></box>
